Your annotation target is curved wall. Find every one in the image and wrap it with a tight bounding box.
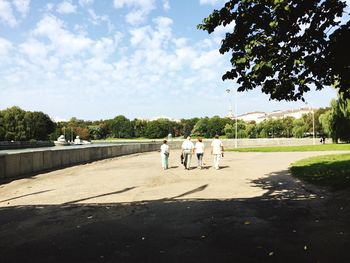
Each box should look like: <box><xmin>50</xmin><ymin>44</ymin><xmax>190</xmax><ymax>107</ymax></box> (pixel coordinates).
<box><xmin>0</xmin><ymin>143</ymin><xmax>161</xmax><ymax>179</ymax></box>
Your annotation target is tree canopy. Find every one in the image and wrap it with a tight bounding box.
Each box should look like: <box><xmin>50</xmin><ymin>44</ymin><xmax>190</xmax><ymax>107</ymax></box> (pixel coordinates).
<box><xmin>198</xmin><ymin>0</ymin><xmax>350</xmax><ymax>101</ymax></box>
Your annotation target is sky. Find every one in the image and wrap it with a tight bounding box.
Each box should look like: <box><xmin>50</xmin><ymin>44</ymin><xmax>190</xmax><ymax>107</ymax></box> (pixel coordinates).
<box><xmin>0</xmin><ymin>0</ymin><xmax>347</xmax><ymax>121</ymax></box>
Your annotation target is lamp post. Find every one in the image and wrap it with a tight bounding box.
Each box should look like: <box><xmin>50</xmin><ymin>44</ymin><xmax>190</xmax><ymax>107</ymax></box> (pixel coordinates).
<box><xmin>226</xmin><ymin>88</ymin><xmax>238</xmax><ymax>148</ymax></box>
<box><xmin>226</xmin><ymin>89</ymin><xmax>233</xmax><ymax>118</ymax></box>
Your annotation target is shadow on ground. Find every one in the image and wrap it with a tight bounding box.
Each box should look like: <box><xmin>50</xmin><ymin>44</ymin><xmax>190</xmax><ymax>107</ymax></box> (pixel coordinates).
<box><xmin>0</xmin><ymin>171</ymin><xmax>349</xmax><ymax>263</ymax></box>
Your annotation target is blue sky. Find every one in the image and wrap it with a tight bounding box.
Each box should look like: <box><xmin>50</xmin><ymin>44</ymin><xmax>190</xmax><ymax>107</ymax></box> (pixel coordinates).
<box><xmin>0</xmin><ymin>0</ymin><xmax>346</xmax><ymax>121</ymax></box>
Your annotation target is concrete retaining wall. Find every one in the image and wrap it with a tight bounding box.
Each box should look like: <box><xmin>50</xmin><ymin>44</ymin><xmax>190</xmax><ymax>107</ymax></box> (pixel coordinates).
<box><xmin>0</xmin><ymin>143</ymin><xmax>161</xmax><ymax>180</ymax></box>
<box><xmin>0</xmin><ymin>141</ymin><xmax>54</xmax><ymax>150</ymax></box>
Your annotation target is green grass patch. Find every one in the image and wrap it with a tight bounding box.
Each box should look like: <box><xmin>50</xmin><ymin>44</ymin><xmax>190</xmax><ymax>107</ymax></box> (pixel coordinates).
<box><xmin>290</xmin><ymin>154</ymin><xmax>350</xmax><ymax>189</ymax></box>
<box><xmin>227</xmin><ymin>144</ymin><xmax>350</xmax><ymax>152</ymax></box>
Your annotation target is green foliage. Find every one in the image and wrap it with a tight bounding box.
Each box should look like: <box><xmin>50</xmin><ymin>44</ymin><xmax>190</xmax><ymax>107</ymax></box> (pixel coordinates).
<box><xmin>228</xmin><ymin>144</ymin><xmax>350</xmax><ymax>152</ymax></box>
<box><xmin>132</xmin><ymin>119</ymin><xmax>148</xmax><ymax>138</ymax></box>
<box><xmin>0</xmin><ymin>111</ymin><xmax>5</xmax><ymax>140</ymax></box>
<box><xmin>0</xmin><ymin>106</ymin><xmax>55</xmax><ymax>141</ymax></box>
<box><xmin>192</xmin><ymin>117</ymin><xmax>210</xmax><ymax>137</ymax></box>
<box><xmin>192</xmin><ymin>116</ymin><xmax>229</xmax><ymax>138</ymax></box>
<box><xmin>144</xmin><ymin>119</ymin><xmax>174</xmax><ymax>139</ymax></box>
<box><xmin>180</xmin><ymin>118</ymin><xmax>199</xmax><ymax>137</ymax></box>
<box><xmin>290</xmin><ymin>153</ymin><xmax>350</xmax><ymax>189</ymax></box>
<box><xmin>292</xmin><ymin>118</ymin><xmax>307</xmax><ymax>138</ymax></box>
<box><xmin>110</xmin><ymin>115</ymin><xmax>134</xmax><ymax>138</ymax></box>
<box><xmin>198</xmin><ymin>0</ymin><xmax>350</xmax><ymax>101</ymax></box>
<box><xmin>319</xmin><ymin>98</ymin><xmax>350</xmax><ymax>143</ymax></box>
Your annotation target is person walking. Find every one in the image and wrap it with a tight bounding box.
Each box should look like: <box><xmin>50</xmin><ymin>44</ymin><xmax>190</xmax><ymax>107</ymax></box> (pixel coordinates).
<box><xmin>211</xmin><ymin>135</ymin><xmax>224</xmax><ymax>170</ymax></box>
<box><xmin>160</xmin><ymin>140</ymin><xmax>170</xmax><ymax>170</ymax></box>
<box><xmin>181</xmin><ymin>136</ymin><xmax>194</xmax><ymax>170</ymax></box>
<box><xmin>195</xmin><ymin>138</ymin><xmax>205</xmax><ymax>169</ymax></box>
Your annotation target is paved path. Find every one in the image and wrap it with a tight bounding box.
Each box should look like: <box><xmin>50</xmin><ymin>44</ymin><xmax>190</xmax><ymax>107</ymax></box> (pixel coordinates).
<box><xmin>0</xmin><ymin>150</ymin><xmax>342</xmax><ymax>205</ymax></box>
<box><xmin>0</xmin><ymin>150</ymin><xmax>349</xmax><ymax>262</ymax></box>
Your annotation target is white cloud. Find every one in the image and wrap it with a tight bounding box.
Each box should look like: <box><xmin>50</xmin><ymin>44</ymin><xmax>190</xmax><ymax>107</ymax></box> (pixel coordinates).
<box><xmin>46</xmin><ymin>3</ymin><xmax>54</xmax><ymax>12</ymax></box>
<box><xmin>88</xmin><ymin>8</ymin><xmax>114</xmax><ymax>32</ymax></box>
<box><xmin>33</xmin><ymin>15</ymin><xmax>93</xmax><ymax>57</ymax></box>
<box><xmin>79</xmin><ymin>0</ymin><xmax>94</xmax><ymax>7</ymax></box>
<box><xmin>113</xmin><ymin>0</ymin><xmax>155</xmax><ymax>25</ymax></box>
<box><xmin>0</xmin><ymin>0</ymin><xmax>17</xmax><ymax>27</ymax></box>
<box><xmin>56</xmin><ymin>0</ymin><xmax>77</xmax><ymax>14</ymax></box>
<box><xmin>0</xmin><ymin>37</ymin><xmax>13</xmax><ymax>58</ymax></box>
<box><xmin>0</xmin><ymin>6</ymin><xmax>231</xmax><ymax>120</ymax></box>
<box><xmin>199</xmin><ymin>0</ymin><xmax>224</xmax><ymax>5</ymax></box>
<box><xmin>13</xmin><ymin>0</ymin><xmax>30</xmax><ymax>17</ymax></box>
<box><xmin>163</xmin><ymin>0</ymin><xmax>170</xmax><ymax>11</ymax></box>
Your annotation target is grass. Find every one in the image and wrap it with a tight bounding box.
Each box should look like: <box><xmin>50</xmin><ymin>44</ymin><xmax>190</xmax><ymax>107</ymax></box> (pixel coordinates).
<box><xmin>227</xmin><ymin>144</ymin><xmax>350</xmax><ymax>152</ymax></box>
<box><xmin>290</xmin><ymin>154</ymin><xmax>350</xmax><ymax>189</ymax></box>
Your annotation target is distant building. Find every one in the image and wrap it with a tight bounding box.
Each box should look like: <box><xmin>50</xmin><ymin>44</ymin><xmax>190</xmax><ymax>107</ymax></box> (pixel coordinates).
<box><xmin>230</xmin><ymin>107</ymin><xmax>317</xmax><ymax>123</ymax></box>
<box><xmin>234</xmin><ymin>111</ymin><xmax>267</xmax><ymax>123</ymax></box>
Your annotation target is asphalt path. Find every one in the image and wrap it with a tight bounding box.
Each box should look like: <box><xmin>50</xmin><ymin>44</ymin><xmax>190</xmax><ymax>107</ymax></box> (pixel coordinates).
<box><xmin>0</xmin><ymin>150</ymin><xmax>349</xmax><ymax>262</ymax></box>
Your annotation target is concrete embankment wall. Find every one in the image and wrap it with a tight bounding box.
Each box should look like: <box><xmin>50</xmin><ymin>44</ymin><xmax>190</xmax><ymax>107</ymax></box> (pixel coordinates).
<box><xmin>0</xmin><ymin>141</ymin><xmax>54</xmax><ymax>150</ymax></box>
<box><xmin>0</xmin><ymin>143</ymin><xmax>161</xmax><ymax>180</ymax></box>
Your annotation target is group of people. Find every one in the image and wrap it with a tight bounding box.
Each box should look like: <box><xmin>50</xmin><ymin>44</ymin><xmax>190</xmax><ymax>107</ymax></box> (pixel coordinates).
<box><xmin>160</xmin><ymin>135</ymin><xmax>224</xmax><ymax>170</ymax></box>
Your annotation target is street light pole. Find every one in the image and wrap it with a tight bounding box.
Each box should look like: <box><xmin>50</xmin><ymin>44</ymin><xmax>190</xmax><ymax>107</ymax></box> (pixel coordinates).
<box><xmin>312</xmin><ymin>108</ymin><xmax>315</xmax><ymax>145</ymax></box>
<box><xmin>226</xmin><ymin>88</ymin><xmax>238</xmax><ymax>148</ymax></box>
<box><xmin>226</xmin><ymin>89</ymin><xmax>233</xmax><ymax>119</ymax></box>
<box><xmin>235</xmin><ymin>88</ymin><xmax>238</xmax><ymax>149</ymax></box>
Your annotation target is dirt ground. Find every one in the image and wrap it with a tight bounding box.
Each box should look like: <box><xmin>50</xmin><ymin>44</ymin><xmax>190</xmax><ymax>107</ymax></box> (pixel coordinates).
<box><xmin>0</xmin><ymin>150</ymin><xmax>349</xmax><ymax>262</ymax></box>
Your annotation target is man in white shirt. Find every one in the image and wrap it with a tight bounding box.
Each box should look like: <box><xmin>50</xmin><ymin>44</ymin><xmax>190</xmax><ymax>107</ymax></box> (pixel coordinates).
<box><xmin>181</xmin><ymin>136</ymin><xmax>194</xmax><ymax>170</ymax></box>
<box><xmin>211</xmin><ymin>135</ymin><xmax>224</xmax><ymax>170</ymax></box>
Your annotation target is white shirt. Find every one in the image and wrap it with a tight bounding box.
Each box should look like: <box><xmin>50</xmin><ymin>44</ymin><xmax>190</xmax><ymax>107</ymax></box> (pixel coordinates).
<box><xmin>160</xmin><ymin>144</ymin><xmax>169</xmax><ymax>155</ymax></box>
<box><xmin>195</xmin><ymin>142</ymin><xmax>205</xmax><ymax>154</ymax></box>
<box><xmin>181</xmin><ymin>140</ymin><xmax>194</xmax><ymax>150</ymax></box>
<box><xmin>211</xmin><ymin>139</ymin><xmax>223</xmax><ymax>155</ymax></box>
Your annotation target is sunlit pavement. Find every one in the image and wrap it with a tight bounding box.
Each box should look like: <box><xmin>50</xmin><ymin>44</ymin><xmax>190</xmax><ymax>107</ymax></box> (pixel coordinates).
<box><xmin>0</xmin><ymin>150</ymin><xmax>349</xmax><ymax>262</ymax></box>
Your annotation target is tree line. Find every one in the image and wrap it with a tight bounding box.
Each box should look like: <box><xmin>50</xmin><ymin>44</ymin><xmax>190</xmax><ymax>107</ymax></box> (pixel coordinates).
<box><xmin>47</xmin><ymin>106</ymin><xmax>346</xmax><ymax>142</ymax></box>
<box><xmin>1</xmin><ymin>100</ymin><xmax>349</xmax><ymax>143</ymax></box>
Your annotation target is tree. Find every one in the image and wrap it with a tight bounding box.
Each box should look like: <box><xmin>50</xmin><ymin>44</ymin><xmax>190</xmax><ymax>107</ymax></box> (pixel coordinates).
<box><xmin>144</xmin><ymin>119</ymin><xmax>175</xmax><ymax>139</ymax></box>
<box><xmin>206</xmin><ymin>116</ymin><xmax>229</xmax><ymax>138</ymax></box>
<box><xmin>281</xmin><ymin>117</ymin><xmax>295</xmax><ymax>137</ymax></box>
<box><xmin>132</xmin><ymin>119</ymin><xmax>148</xmax><ymax>138</ymax></box>
<box><xmin>110</xmin><ymin>115</ymin><xmax>133</xmax><ymax>138</ymax></box>
<box><xmin>0</xmin><ymin>111</ymin><xmax>5</xmax><ymax>140</ymax></box>
<box><xmin>180</xmin><ymin>118</ymin><xmax>199</xmax><ymax>137</ymax></box>
<box><xmin>320</xmin><ymin>98</ymin><xmax>350</xmax><ymax>143</ymax></box>
<box><xmin>75</xmin><ymin>127</ymin><xmax>90</xmax><ymax>140</ymax></box>
<box><xmin>24</xmin><ymin>111</ymin><xmax>55</xmax><ymax>140</ymax></box>
<box><xmin>292</xmin><ymin>118</ymin><xmax>307</xmax><ymax>138</ymax></box>
<box><xmin>192</xmin><ymin>117</ymin><xmax>210</xmax><ymax>137</ymax></box>
<box><xmin>2</xmin><ymin>106</ymin><xmax>27</xmax><ymax>141</ymax></box>
<box><xmin>198</xmin><ymin>0</ymin><xmax>350</xmax><ymax>101</ymax></box>
<box><xmin>224</xmin><ymin>120</ymin><xmax>248</xmax><ymax>138</ymax></box>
